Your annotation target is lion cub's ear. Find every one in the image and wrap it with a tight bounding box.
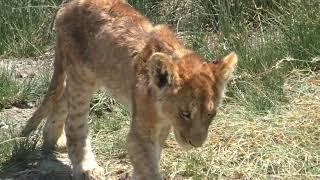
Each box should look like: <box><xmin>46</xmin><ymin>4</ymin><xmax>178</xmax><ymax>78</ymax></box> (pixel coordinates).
<box><xmin>149</xmin><ymin>52</ymin><xmax>180</xmax><ymax>89</ymax></box>
<box><xmin>214</xmin><ymin>52</ymin><xmax>238</xmax><ymax>81</ymax></box>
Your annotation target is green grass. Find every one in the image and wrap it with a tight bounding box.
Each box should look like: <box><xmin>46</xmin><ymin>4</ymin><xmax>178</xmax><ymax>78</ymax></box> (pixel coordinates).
<box><xmin>0</xmin><ymin>0</ymin><xmax>319</xmax><ymax>179</ymax></box>
<box><xmin>153</xmin><ymin>0</ymin><xmax>320</xmax><ymax>112</ymax></box>
<box><xmin>0</xmin><ymin>65</ymin><xmax>49</xmax><ymax>109</ymax></box>
<box><xmin>0</xmin><ymin>66</ymin><xmax>20</xmax><ymax>108</ymax></box>
<box><xmin>0</xmin><ymin>0</ymin><xmax>62</xmax><ymax>57</ymax></box>
<box><xmin>90</xmin><ymin>92</ymin><xmax>130</xmax><ymax>162</ymax></box>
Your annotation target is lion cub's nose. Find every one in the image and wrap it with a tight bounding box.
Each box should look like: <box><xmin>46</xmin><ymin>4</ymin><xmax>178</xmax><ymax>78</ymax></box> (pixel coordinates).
<box><xmin>188</xmin><ymin>137</ymin><xmax>205</xmax><ymax>148</ymax></box>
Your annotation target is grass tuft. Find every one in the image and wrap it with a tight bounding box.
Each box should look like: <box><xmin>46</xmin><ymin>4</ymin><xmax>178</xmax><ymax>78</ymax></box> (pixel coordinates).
<box><xmin>0</xmin><ymin>64</ymin><xmax>49</xmax><ymax>110</ymax></box>
<box><xmin>0</xmin><ymin>0</ymin><xmax>62</xmax><ymax>57</ymax></box>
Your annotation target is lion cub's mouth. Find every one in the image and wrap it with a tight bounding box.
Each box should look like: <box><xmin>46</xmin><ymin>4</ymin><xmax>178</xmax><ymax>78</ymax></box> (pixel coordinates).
<box><xmin>174</xmin><ymin>130</ymin><xmax>194</xmax><ymax>149</ymax></box>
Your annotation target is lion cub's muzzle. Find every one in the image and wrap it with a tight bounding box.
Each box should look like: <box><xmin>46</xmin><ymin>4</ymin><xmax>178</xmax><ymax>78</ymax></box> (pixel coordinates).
<box><xmin>175</xmin><ymin>129</ymin><xmax>208</xmax><ymax>148</ymax></box>
<box><xmin>187</xmin><ymin>131</ymin><xmax>208</xmax><ymax>147</ymax></box>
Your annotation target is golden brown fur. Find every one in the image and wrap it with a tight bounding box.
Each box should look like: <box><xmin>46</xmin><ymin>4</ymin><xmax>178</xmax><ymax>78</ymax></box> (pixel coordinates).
<box><xmin>21</xmin><ymin>0</ymin><xmax>237</xmax><ymax>179</ymax></box>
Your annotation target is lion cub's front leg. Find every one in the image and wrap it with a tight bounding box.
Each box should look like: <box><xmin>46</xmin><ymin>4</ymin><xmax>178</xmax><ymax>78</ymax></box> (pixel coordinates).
<box><xmin>128</xmin><ymin>131</ymin><xmax>162</xmax><ymax>180</ymax></box>
<box><xmin>127</xmin><ymin>118</ymin><xmax>170</xmax><ymax>180</ymax></box>
<box><xmin>65</xmin><ymin>75</ymin><xmax>104</xmax><ymax>180</ymax></box>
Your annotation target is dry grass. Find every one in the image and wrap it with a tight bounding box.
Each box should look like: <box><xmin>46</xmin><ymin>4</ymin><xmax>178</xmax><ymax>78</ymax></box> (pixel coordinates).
<box><xmin>159</xmin><ymin>70</ymin><xmax>320</xmax><ymax>179</ymax></box>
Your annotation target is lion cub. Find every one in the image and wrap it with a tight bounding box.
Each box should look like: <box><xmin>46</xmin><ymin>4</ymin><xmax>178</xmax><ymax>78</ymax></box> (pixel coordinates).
<box><xmin>21</xmin><ymin>0</ymin><xmax>237</xmax><ymax>179</ymax></box>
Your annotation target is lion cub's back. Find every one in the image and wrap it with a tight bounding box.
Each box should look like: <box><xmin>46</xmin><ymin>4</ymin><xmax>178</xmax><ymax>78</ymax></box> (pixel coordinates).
<box><xmin>56</xmin><ymin>0</ymin><xmax>151</xmax><ymax>59</ymax></box>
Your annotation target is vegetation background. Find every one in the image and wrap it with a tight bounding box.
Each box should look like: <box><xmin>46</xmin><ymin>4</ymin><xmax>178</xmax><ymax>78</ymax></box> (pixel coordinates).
<box><xmin>0</xmin><ymin>0</ymin><xmax>319</xmax><ymax>179</ymax></box>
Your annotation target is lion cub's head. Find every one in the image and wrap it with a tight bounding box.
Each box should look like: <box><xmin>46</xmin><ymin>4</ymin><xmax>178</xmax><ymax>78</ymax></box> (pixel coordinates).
<box><xmin>148</xmin><ymin>51</ymin><xmax>237</xmax><ymax>148</ymax></box>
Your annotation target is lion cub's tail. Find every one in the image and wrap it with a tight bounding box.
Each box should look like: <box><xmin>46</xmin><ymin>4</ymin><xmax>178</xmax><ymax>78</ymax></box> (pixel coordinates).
<box><xmin>20</xmin><ymin>46</ymin><xmax>66</xmax><ymax>137</ymax></box>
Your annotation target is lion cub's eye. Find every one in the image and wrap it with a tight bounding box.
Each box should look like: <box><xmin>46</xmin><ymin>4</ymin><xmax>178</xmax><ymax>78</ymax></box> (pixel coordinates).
<box><xmin>181</xmin><ymin>111</ymin><xmax>191</xmax><ymax>120</ymax></box>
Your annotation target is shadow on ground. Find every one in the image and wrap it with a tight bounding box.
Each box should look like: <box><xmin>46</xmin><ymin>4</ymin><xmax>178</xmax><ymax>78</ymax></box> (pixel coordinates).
<box><xmin>0</xmin><ymin>150</ymin><xmax>72</xmax><ymax>180</ymax></box>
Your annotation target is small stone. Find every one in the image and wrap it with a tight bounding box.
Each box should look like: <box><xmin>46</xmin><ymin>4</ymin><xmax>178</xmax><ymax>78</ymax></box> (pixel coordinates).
<box><xmin>0</xmin><ymin>122</ymin><xmax>5</xmax><ymax>128</ymax></box>
<box><xmin>27</xmin><ymin>102</ymin><xmax>35</xmax><ymax>108</ymax></box>
<box><xmin>16</xmin><ymin>72</ymin><xmax>23</xmax><ymax>78</ymax></box>
<box><xmin>0</xmin><ymin>122</ymin><xmax>9</xmax><ymax>130</ymax></box>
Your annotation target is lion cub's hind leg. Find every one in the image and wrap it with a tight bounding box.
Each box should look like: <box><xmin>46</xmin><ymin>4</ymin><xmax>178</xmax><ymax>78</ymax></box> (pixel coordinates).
<box><xmin>42</xmin><ymin>94</ymin><xmax>68</xmax><ymax>152</ymax></box>
<box><xmin>65</xmin><ymin>75</ymin><xmax>104</xmax><ymax>180</ymax></box>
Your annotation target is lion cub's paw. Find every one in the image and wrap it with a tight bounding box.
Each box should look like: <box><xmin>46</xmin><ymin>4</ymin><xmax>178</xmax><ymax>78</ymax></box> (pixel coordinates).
<box><xmin>73</xmin><ymin>164</ymin><xmax>105</xmax><ymax>180</ymax></box>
